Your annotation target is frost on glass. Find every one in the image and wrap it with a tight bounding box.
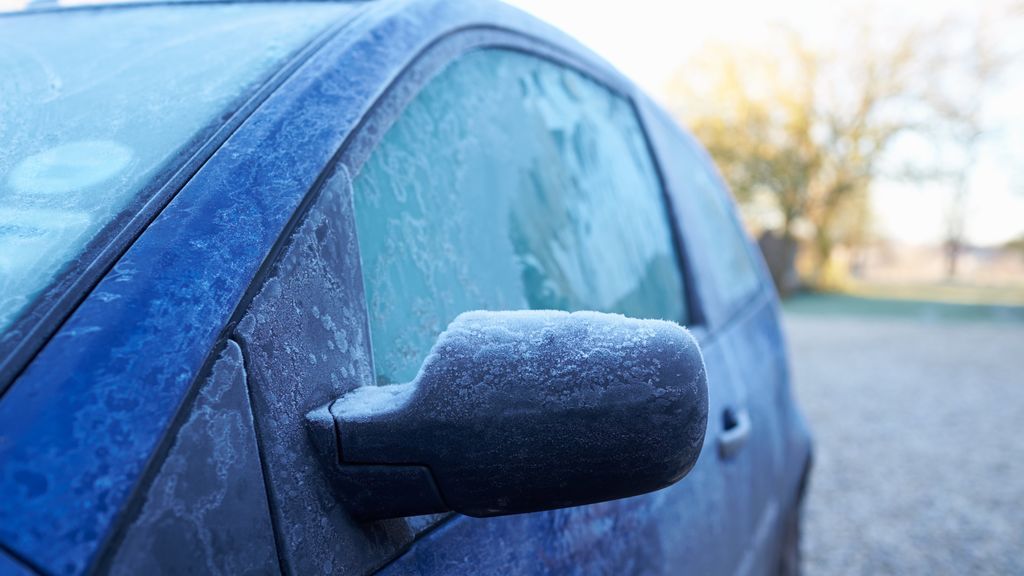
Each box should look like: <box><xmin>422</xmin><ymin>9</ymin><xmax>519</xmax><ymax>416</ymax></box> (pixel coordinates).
<box><xmin>353</xmin><ymin>49</ymin><xmax>686</xmax><ymax>386</ymax></box>
<box><xmin>0</xmin><ymin>4</ymin><xmax>346</xmax><ymax>333</ymax></box>
<box><xmin>679</xmin><ymin>146</ymin><xmax>762</xmax><ymax>308</ymax></box>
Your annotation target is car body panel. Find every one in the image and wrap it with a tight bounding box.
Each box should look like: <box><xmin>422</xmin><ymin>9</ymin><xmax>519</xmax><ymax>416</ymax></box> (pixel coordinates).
<box><xmin>231</xmin><ymin>166</ymin><xmax>440</xmax><ymax>575</ymax></box>
<box><xmin>103</xmin><ymin>340</ymin><xmax>279</xmax><ymax>576</ymax></box>
<box><xmin>0</xmin><ymin>551</ymin><xmax>33</xmax><ymax>576</ymax></box>
<box><xmin>639</xmin><ymin>94</ymin><xmax>810</xmax><ymax>575</ymax></box>
<box><xmin>0</xmin><ymin>1</ymin><xmax>812</xmax><ymax>574</ymax></box>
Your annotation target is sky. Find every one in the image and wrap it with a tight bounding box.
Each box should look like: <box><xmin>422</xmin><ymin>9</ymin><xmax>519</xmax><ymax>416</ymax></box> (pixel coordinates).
<box><xmin>505</xmin><ymin>0</ymin><xmax>1024</xmax><ymax>247</ymax></box>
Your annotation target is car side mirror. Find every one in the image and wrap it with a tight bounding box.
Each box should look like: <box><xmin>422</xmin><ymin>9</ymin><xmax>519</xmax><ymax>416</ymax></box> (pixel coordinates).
<box><xmin>307</xmin><ymin>310</ymin><xmax>708</xmax><ymax>520</ymax></box>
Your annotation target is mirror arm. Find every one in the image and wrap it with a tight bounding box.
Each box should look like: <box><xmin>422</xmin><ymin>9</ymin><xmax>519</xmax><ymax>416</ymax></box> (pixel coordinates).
<box><xmin>306</xmin><ymin>404</ymin><xmax>449</xmax><ymax>520</ymax></box>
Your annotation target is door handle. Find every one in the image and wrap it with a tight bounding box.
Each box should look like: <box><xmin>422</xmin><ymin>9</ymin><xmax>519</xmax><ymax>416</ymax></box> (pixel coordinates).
<box><xmin>718</xmin><ymin>407</ymin><xmax>751</xmax><ymax>459</ymax></box>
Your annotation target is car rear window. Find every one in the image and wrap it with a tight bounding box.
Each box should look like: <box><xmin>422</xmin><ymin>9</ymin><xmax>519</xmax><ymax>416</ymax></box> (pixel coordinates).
<box><xmin>0</xmin><ymin>3</ymin><xmax>348</xmax><ymax>335</ymax></box>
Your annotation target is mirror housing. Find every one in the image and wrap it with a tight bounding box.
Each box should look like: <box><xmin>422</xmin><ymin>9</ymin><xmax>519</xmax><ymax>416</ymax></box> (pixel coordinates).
<box><xmin>308</xmin><ymin>310</ymin><xmax>708</xmax><ymax>519</ymax></box>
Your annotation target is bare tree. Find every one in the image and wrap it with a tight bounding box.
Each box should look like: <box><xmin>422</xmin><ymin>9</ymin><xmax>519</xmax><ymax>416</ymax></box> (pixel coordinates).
<box><xmin>807</xmin><ymin>22</ymin><xmax>925</xmax><ymax>285</ymax></box>
<box><xmin>925</xmin><ymin>14</ymin><xmax>1008</xmax><ymax>278</ymax></box>
<box><xmin>668</xmin><ymin>21</ymin><xmax>926</xmax><ymax>291</ymax></box>
<box><xmin>667</xmin><ymin>37</ymin><xmax>821</xmax><ymax>293</ymax></box>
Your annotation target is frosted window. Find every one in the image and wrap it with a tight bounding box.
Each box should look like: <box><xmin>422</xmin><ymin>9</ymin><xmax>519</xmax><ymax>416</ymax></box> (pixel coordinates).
<box><xmin>0</xmin><ymin>4</ymin><xmax>348</xmax><ymax>333</ymax></box>
<box><xmin>353</xmin><ymin>50</ymin><xmax>687</xmax><ymax>386</ymax></box>
<box><xmin>679</xmin><ymin>143</ymin><xmax>761</xmax><ymax>310</ymax></box>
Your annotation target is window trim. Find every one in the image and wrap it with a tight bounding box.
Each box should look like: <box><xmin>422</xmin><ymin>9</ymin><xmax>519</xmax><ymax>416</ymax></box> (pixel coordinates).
<box><xmin>676</xmin><ymin>129</ymin><xmax>768</xmax><ymax>329</ymax></box>
<box><xmin>698</xmin><ymin>144</ymin><xmax>774</xmax><ymax>324</ymax></box>
<box><xmin>327</xmin><ymin>26</ymin><xmax>704</xmax><ymax>381</ymax></box>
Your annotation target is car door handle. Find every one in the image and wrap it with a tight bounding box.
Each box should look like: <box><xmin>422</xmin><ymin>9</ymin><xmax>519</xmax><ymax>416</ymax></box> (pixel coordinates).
<box><xmin>718</xmin><ymin>407</ymin><xmax>751</xmax><ymax>459</ymax></box>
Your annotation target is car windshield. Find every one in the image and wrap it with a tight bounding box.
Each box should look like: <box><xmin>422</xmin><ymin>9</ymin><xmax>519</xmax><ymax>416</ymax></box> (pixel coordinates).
<box><xmin>0</xmin><ymin>3</ymin><xmax>348</xmax><ymax>335</ymax></box>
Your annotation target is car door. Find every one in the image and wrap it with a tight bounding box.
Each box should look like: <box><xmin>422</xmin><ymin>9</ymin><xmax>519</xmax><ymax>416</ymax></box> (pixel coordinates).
<box><xmin>214</xmin><ymin>15</ymin><xmax>769</xmax><ymax>576</ymax></box>
<box><xmin>639</xmin><ymin>98</ymin><xmax>794</xmax><ymax>575</ymax></box>
<box><xmin>273</xmin><ymin>35</ymin><xmax>753</xmax><ymax>574</ymax></box>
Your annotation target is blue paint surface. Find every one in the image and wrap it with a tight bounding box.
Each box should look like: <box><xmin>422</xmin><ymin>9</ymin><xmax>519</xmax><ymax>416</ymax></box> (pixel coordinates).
<box><xmin>105</xmin><ymin>340</ymin><xmax>279</xmax><ymax>575</ymax></box>
<box><xmin>0</xmin><ymin>549</ymin><xmax>35</xmax><ymax>576</ymax></box>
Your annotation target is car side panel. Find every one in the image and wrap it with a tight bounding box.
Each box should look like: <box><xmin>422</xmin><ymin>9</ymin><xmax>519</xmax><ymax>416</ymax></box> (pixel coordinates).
<box><xmin>232</xmin><ymin>167</ymin><xmax>447</xmax><ymax>575</ymax></box>
<box><xmin>103</xmin><ymin>340</ymin><xmax>279</xmax><ymax>576</ymax></box>
<box><xmin>0</xmin><ymin>550</ymin><xmax>35</xmax><ymax>576</ymax></box>
<box><xmin>712</xmin><ymin>301</ymin><xmax>789</xmax><ymax>576</ymax></box>
<box><xmin>730</xmin><ymin>297</ymin><xmax>813</xmax><ymax>517</ymax></box>
<box><xmin>639</xmin><ymin>95</ymin><xmax>812</xmax><ymax>575</ymax></box>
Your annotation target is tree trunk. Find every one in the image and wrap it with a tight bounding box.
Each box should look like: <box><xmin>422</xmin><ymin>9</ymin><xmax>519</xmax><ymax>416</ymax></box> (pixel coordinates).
<box><xmin>757</xmin><ymin>215</ymin><xmax>800</xmax><ymax>298</ymax></box>
<box><xmin>811</xmin><ymin>227</ymin><xmax>834</xmax><ymax>289</ymax></box>
<box><xmin>944</xmin><ymin>176</ymin><xmax>969</xmax><ymax>280</ymax></box>
<box><xmin>945</xmin><ymin>238</ymin><xmax>961</xmax><ymax>279</ymax></box>
<box><xmin>808</xmin><ymin>193</ymin><xmax>849</xmax><ymax>289</ymax></box>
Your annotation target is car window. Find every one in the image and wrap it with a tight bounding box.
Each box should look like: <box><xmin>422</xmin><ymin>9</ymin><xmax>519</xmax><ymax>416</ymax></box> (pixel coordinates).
<box><xmin>678</xmin><ymin>140</ymin><xmax>762</xmax><ymax>312</ymax></box>
<box><xmin>352</xmin><ymin>49</ymin><xmax>687</xmax><ymax>386</ymax></box>
<box><xmin>0</xmin><ymin>4</ymin><xmax>347</xmax><ymax>335</ymax></box>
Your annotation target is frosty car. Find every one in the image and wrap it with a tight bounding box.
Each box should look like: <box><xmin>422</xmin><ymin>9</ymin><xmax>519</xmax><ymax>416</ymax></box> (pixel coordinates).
<box><xmin>0</xmin><ymin>1</ymin><xmax>812</xmax><ymax>575</ymax></box>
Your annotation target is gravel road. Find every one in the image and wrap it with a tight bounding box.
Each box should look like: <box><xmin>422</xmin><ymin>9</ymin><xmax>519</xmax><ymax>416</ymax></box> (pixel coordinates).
<box><xmin>785</xmin><ymin>314</ymin><xmax>1024</xmax><ymax>576</ymax></box>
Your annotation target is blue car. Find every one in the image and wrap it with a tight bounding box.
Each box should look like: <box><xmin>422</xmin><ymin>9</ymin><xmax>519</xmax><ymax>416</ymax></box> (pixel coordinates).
<box><xmin>0</xmin><ymin>1</ymin><xmax>813</xmax><ymax>575</ymax></box>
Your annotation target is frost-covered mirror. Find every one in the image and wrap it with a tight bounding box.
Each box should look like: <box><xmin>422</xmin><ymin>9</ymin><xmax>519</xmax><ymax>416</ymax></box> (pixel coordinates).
<box><xmin>308</xmin><ymin>310</ymin><xmax>708</xmax><ymax>519</ymax></box>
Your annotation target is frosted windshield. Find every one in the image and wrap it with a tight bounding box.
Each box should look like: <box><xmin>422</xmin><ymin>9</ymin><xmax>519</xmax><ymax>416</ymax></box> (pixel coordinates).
<box><xmin>0</xmin><ymin>4</ymin><xmax>347</xmax><ymax>334</ymax></box>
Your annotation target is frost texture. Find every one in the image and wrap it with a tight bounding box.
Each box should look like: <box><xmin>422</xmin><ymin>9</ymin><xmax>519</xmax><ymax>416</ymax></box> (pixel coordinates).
<box><xmin>352</xmin><ymin>49</ymin><xmax>686</xmax><ymax>388</ymax></box>
<box><xmin>637</xmin><ymin>98</ymin><xmax>764</xmax><ymax>315</ymax></box>
<box><xmin>235</xmin><ymin>170</ymin><xmax>443</xmax><ymax>575</ymax></box>
<box><xmin>333</xmin><ymin>381</ymin><xmax>415</xmax><ymax>420</ymax></box>
<box><xmin>0</xmin><ymin>4</ymin><xmax>346</xmax><ymax>332</ymax></box>
<box><xmin>337</xmin><ymin>309</ymin><xmax>699</xmax><ymax>420</ymax></box>
<box><xmin>334</xmin><ymin>310</ymin><xmax>708</xmax><ymax>518</ymax></box>
<box><xmin>108</xmin><ymin>341</ymin><xmax>278</xmax><ymax>575</ymax></box>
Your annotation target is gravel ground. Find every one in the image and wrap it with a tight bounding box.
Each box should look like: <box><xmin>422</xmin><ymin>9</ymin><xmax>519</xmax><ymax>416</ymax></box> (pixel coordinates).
<box><xmin>785</xmin><ymin>314</ymin><xmax>1024</xmax><ymax>576</ymax></box>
